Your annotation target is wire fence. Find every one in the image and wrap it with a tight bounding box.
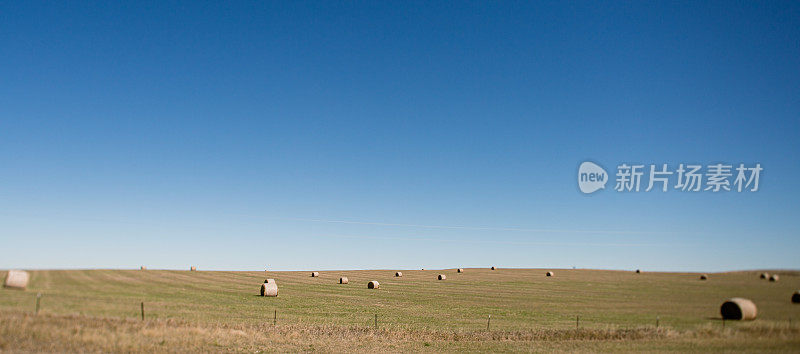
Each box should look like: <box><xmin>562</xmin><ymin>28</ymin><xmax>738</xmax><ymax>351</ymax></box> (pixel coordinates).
<box><xmin>4</xmin><ymin>290</ymin><xmax>795</xmax><ymax>334</ymax></box>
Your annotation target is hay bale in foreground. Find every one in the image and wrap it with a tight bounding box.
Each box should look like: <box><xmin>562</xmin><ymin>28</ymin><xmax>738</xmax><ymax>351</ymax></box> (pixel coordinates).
<box><xmin>700</xmin><ymin>274</ymin><xmax>708</xmax><ymax>280</ymax></box>
<box><xmin>339</xmin><ymin>277</ymin><xmax>349</xmax><ymax>284</ymax></box>
<box><xmin>3</xmin><ymin>270</ymin><xmax>29</xmax><ymax>290</ymax></box>
<box><xmin>190</xmin><ymin>266</ymin><xmax>196</xmax><ymax>271</ymax></box>
<box><xmin>546</xmin><ymin>271</ymin><xmax>554</xmax><ymax>277</ymax></box>
<box><xmin>438</xmin><ymin>274</ymin><xmax>446</xmax><ymax>280</ymax></box>
<box><xmin>720</xmin><ymin>298</ymin><xmax>757</xmax><ymax>320</ymax></box>
<box><xmin>457</xmin><ymin>268</ymin><xmax>464</xmax><ymax>273</ymax></box>
<box><xmin>311</xmin><ymin>272</ymin><xmax>319</xmax><ymax>277</ymax></box>
<box><xmin>367</xmin><ymin>281</ymin><xmax>379</xmax><ymax>289</ymax></box>
<box><xmin>260</xmin><ymin>279</ymin><xmax>278</xmax><ymax>297</ymax></box>
<box><xmin>791</xmin><ymin>291</ymin><xmax>800</xmax><ymax>304</ymax></box>
<box><xmin>395</xmin><ymin>271</ymin><xmax>403</xmax><ymax>277</ymax></box>
<box><xmin>760</xmin><ymin>272</ymin><xmax>769</xmax><ymax>279</ymax></box>
<box><xmin>770</xmin><ymin>274</ymin><xmax>779</xmax><ymax>282</ymax></box>
<box><xmin>491</xmin><ymin>266</ymin><xmax>496</xmax><ymax>270</ymax></box>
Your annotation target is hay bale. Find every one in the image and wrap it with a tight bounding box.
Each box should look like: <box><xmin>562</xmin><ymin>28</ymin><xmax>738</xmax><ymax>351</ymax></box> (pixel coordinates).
<box><xmin>700</xmin><ymin>274</ymin><xmax>708</xmax><ymax>280</ymax></box>
<box><xmin>457</xmin><ymin>268</ymin><xmax>464</xmax><ymax>273</ymax></box>
<box><xmin>395</xmin><ymin>271</ymin><xmax>403</xmax><ymax>277</ymax></box>
<box><xmin>635</xmin><ymin>269</ymin><xmax>641</xmax><ymax>273</ymax></box>
<box><xmin>311</xmin><ymin>272</ymin><xmax>319</xmax><ymax>277</ymax></box>
<box><xmin>260</xmin><ymin>279</ymin><xmax>278</xmax><ymax>297</ymax></box>
<box><xmin>438</xmin><ymin>274</ymin><xmax>446</xmax><ymax>280</ymax></box>
<box><xmin>760</xmin><ymin>272</ymin><xmax>769</xmax><ymax>279</ymax></box>
<box><xmin>720</xmin><ymin>298</ymin><xmax>757</xmax><ymax>320</ymax></box>
<box><xmin>190</xmin><ymin>266</ymin><xmax>196</xmax><ymax>271</ymax></box>
<box><xmin>769</xmin><ymin>274</ymin><xmax>779</xmax><ymax>282</ymax></box>
<box><xmin>546</xmin><ymin>271</ymin><xmax>554</xmax><ymax>277</ymax></box>
<box><xmin>3</xmin><ymin>270</ymin><xmax>29</xmax><ymax>290</ymax></box>
<box><xmin>491</xmin><ymin>266</ymin><xmax>496</xmax><ymax>270</ymax></box>
<box><xmin>140</xmin><ymin>266</ymin><xmax>146</xmax><ymax>270</ymax></box>
<box><xmin>792</xmin><ymin>291</ymin><xmax>800</xmax><ymax>304</ymax></box>
<box><xmin>367</xmin><ymin>280</ymin><xmax>380</xmax><ymax>289</ymax></box>
<box><xmin>339</xmin><ymin>277</ymin><xmax>349</xmax><ymax>284</ymax></box>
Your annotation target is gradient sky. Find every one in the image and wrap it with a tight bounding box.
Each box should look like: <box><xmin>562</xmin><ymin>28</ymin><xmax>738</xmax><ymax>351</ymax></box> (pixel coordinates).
<box><xmin>1</xmin><ymin>1</ymin><xmax>798</xmax><ymax>272</ymax></box>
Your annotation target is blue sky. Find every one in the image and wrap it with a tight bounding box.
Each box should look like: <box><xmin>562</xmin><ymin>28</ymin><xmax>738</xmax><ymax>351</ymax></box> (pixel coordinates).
<box><xmin>1</xmin><ymin>1</ymin><xmax>798</xmax><ymax>271</ymax></box>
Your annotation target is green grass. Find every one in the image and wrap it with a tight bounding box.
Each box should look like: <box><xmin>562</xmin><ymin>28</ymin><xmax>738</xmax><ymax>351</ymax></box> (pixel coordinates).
<box><xmin>1</xmin><ymin>268</ymin><xmax>799</xmax><ymax>352</ymax></box>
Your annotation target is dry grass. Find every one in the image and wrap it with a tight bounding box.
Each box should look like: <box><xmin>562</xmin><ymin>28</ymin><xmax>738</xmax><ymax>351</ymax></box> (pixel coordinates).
<box><xmin>1</xmin><ymin>311</ymin><xmax>799</xmax><ymax>352</ymax></box>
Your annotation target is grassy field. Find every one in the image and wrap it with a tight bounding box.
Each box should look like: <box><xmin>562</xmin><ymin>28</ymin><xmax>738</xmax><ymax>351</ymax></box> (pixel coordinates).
<box><xmin>1</xmin><ymin>268</ymin><xmax>799</xmax><ymax>352</ymax></box>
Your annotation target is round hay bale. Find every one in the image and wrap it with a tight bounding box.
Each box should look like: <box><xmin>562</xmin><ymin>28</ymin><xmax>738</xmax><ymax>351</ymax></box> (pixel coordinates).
<box><xmin>3</xmin><ymin>270</ymin><xmax>29</xmax><ymax>290</ymax></box>
<box><xmin>395</xmin><ymin>271</ymin><xmax>403</xmax><ymax>277</ymax></box>
<box><xmin>367</xmin><ymin>280</ymin><xmax>380</xmax><ymax>289</ymax></box>
<box><xmin>546</xmin><ymin>271</ymin><xmax>554</xmax><ymax>277</ymax></box>
<box><xmin>720</xmin><ymin>298</ymin><xmax>757</xmax><ymax>320</ymax></box>
<box><xmin>792</xmin><ymin>291</ymin><xmax>800</xmax><ymax>304</ymax></box>
<box><xmin>438</xmin><ymin>274</ymin><xmax>446</xmax><ymax>280</ymax></box>
<box><xmin>311</xmin><ymin>272</ymin><xmax>319</xmax><ymax>277</ymax></box>
<box><xmin>491</xmin><ymin>266</ymin><xmax>496</xmax><ymax>270</ymax></box>
<box><xmin>700</xmin><ymin>274</ymin><xmax>708</xmax><ymax>280</ymax></box>
<box><xmin>421</xmin><ymin>268</ymin><xmax>425</xmax><ymax>270</ymax></box>
<box><xmin>140</xmin><ymin>266</ymin><xmax>147</xmax><ymax>271</ymax></box>
<box><xmin>339</xmin><ymin>277</ymin><xmax>349</xmax><ymax>284</ymax></box>
<box><xmin>190</xmin><ymin>266</ymin><xmax>196</xmax><ymax>271</ymax></box>
<box><xmin>635</xmin><ymin>269</ymin><xmax>641</xmax><ymax>273</ymax></box>
<box><xmin>769</xmin><ymin>274</ymin><xmax>779</xmax><ymax>282</ymax></box>
<box><xmin>260</xmin><ymin>281</ymin><xmax>278</xmax><ymax>297</ymax></box>
<box><xmin>759</xmin><ymin>272</ymin><xmax>769</xmax><ymax>279</ymax></box>
<box><xmin>457</xmin><ymin>268</ymin><xmax>464</xmax><ymax>273</ymax></box>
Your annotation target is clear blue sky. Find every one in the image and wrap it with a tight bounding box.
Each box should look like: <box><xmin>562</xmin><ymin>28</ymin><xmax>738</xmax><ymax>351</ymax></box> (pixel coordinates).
<box><xmin>1</xmin><ymin>1</ymin><xmax>798</xmax><ymax>272</ymax></box>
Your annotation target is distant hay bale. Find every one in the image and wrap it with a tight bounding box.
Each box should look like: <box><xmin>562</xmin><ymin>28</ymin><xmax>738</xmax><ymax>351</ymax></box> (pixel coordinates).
<box><xmin>339</xmin><ymin>277</ymin><xmax>349</xmax><ymax>284</ymax></box>
<box><xmin>457</xmin><ymin>268</ymin><xmax>464</xmax><ymax>273</ymax></box>
<box><xmin>3</xmin><ymin>270</ymin><xmax>29</xmax><ymax>290</ymax></box>
<box><xmin>438</xmin><ymin>274</ymin><xmax>446</xmax><ymax>280</ymax></box>
<box><xmin>546</xmin><ymin>271</ymin><xmax>554</xmax><ymax>277</ymax></box>
<box><xmin>769</xmin><ymin>274</ymin><xmax>779</xmax><ymax>282</ymax></box>
<box><xmin>421</xmin><ymin>268</ymin><xmax>425</xmax><ymax>270</ymax></box>
<box><xmin>720</xmin><ymin>298</ymin><xmax>757</xmax><ymax>320</ymax></box>
<box><xmin>367</xmin><ymin>281</ymin><xmax>380</xmax><ymax>289</ymax></box>
<box><xmin>700</xmin><ymin>274</ymin><xmax>708</xmax><ymax>280</ymax></box>
<box><xmin>140</xmin><ymin>266</ymin><xmax>146</xmax><ymax>271</ymax></box>
<box><xmin>792</xmin><ymin>291</ymin><xmax>800</xmax><ymax>304</ymax></box>
<box><xmin>260</xmin><ymin>279</ymin><xmax>278</xmax><ymax>297</ymax></box>
<box><xmin>760</xmin><ymin>272</ymin><xmax>769</xmax><ymax>279</ymax></box>
<box><xmin>491</xmin><ymin>266</ymin><xmax>496</xmax><ymax>270</ymax></box>
<box><xmin>635</xmin><ymin>269</ymin><xmax>641</xmax><ymax>273</ymax></box>
<box><xmin>311</xmin><ymin>272</ymin><xmax>319</xmax><ymax>277</ymax></box>
<box><xmin>395</xmin><ymin>272</ymin><xmax>403</xmax><ymax>277</ymax></box>
<box><xmin>190</xmin><ymin>266</ymin><xmax>196</xmax><ymax>271</ymax></box>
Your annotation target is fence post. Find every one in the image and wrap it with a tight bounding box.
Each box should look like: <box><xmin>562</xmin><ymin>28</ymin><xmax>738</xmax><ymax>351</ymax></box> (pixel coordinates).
<box><xmin>34</xmin><ymin>293</ymin><xmax>42</xmax><ymax>315</ymax></box>
<box><xmin>487</xmin><ymin>315</ymin><xmax>491</xmax><ymax>330</ymax></box>
<box><xmin>656</xmin><ymin>316</ymin><xmax>659</xmax><ymax>328</ymax></box>
<box><xmin>576</xmin><ymin>315</ymin><xmax>580</xmax><ymax>329</ymax></box>
<box><xmin>274</xmin><ymin>309</ymin><xmax>277</xmax><ymax>326</ymax></box>
<box><xmin>374</xmin><ymin>314</ymin><xmax>378</xmax><ymax>329</ymax></box>
<box><xmin>141</xmin><ymin>302</ymin><xmax>145</xmax><ymax>321</ymax></box>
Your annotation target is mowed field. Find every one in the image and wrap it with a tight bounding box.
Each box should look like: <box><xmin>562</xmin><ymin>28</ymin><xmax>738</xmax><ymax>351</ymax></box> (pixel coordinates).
<box><xmin>1</xmin><ymin>268</ymin><xmax>799</xmax><ymax>352</ymax></box>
